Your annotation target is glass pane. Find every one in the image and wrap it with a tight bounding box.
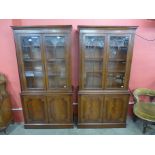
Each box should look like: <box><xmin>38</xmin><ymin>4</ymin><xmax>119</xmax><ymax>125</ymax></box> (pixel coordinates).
<box><xmin>45</xmin><ymin>36</ymin><xmax>65</xmax><ymax>59</ymax></box>
<box><xmin>85</xmin><ymin>36</ymin><xmax>104</xmax><ymax>58</ymax></box>
<box><xmin>20</xmin><ymin>35</ymin><xmax>44</xmax><ymax>89</ymax></box>
<box><xmin>84</xmin><ymin>72</ymin><xmax>102</xmax><ymax>88</ymax></box>
<box><xmin>44</xmin><ymin>36</ymin><xmax>67</xmax><ymax>89</ymax></box>
<box><xmin>45</xmin><ymin>36</ymin><xmax>65</xmax><ymax>46</ymax></box>
<box><xmin>108</xmin><ymin>61</ymin><xmax>126</xmax><ymax>72</ymax></box>
<box><xmin>46</xmin><ymin>46</ymin><xmax>65</xmax><ymax>59</ymax></box>
<box><xmin>85</xmin><ymin>60</ymin><xmax>102</xmax><ymax>72</ymax></box>
<box><xmin>25</xmin><ymin>71</ymin><xmax>44</xmax><ymax>88</ymax></box>
<box><xmin>48</xmin><ymin>77</ymin><xmax>66</xmax><ymax>88</ymax></box>
<box><xmin>22</xmin><ymin>47</ymin><xmax>31</xmax><ymax>59</ymax></box>
<box><xmin>106</xmin><ymin>36</ymin><xmax>129</xmax><ymax>89</ymax></box>
<box><xmin>106</xmin><ymin>72</ymin><xmax>125</xmax><ymax>88</ymax></box>
<box><xmin>24</xmin><ymin>61</ymin><xmax>44</xmax><ymax>88</ymax></box>
<box><xmin>21</xmin><ymin>36</ymin><xmax>41</xmax><ymax>59</ymax></box>
<box><xmin>22</xmin><ymin>46</ymin><xmax>41</xmax><ymax>59</ymax></box>
<box><xmin>22</xmin><ymin>36</ymin><xmax>40</xmax><ymax>46</ymax></box>
<box><xmin>83</xmin><ymin>36</ymin><xmax>105</xmax><ymax>88</ymax></box>
<box><xmin>24</xmin><ymin>61</ymin><xmax>42</xmax><ymax>71</ymax></box>
<box><xmin>47</xmin><ymin>61</ymin><xmax>66</xmax><ymax>78</ymax></box>
<box><xmin>109</xmin><ymin>36</ymin><xmax>129</xmax><ymax>59</ymax></box>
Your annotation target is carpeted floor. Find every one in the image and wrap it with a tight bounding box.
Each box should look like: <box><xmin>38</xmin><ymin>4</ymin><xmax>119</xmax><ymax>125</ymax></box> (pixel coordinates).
<box><xmin>1</xmin><ymin>116</ymin><xmax>155</xmax><ymax>135</ymax></box>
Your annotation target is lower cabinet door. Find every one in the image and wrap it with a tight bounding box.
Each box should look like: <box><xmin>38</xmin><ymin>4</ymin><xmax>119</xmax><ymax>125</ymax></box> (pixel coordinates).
<box><xmin>78</xmin><ymin>95</ymin><xmax>104</xmax><ymax>123</ymax></box>
<box><xmin>47</xmin><ymin>95</ymin><xmax>72</xmax><ymax>124</ymax></box>
<box><xmin>104</xmin><ymin>95</ymin><xmax>129</xmax><ymax>123</ymax></box>
<box><xmin>22</xmin><ymin>96</ymin><xmax>48</xmax><ymax>123</ymax></box>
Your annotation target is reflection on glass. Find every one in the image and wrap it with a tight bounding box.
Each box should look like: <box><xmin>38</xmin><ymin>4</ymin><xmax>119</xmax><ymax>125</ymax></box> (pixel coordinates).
<box><xmin>85</xmin><ymin>36</ymin><xmax>104</xmax><ymax>58</ymax></box>
<box><xmin>25</xmin><ymin>71</ymin><xmax>43</xmax><ymax>77</ymax></box>
<box><xmin>45</xmin><ymin>36</ymin><xmax>65</xmax><ymax>46</ymax></box>
<box><xmin>22</xmin><ymin>36</ymin><xmax>40</xmax><ymax>46</ymax></box>
<box><xmin>22</xmin><ymin>36</ymin><xmax>41</xmax><ymax>60</ymax></box>
<box><xmin>85</xmin><ymin>36</ymin><xmax>104</xmax><ymax>48</ymax></box>
<box><xmin>109</xmin><ymin>36</ymin><xmax>129</xmax><ymax>59</ymax></box>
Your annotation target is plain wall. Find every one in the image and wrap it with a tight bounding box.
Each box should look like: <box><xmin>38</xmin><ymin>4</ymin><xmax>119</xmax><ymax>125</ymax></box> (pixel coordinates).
<box><xmin>0</xmin><ymin>19</ymin><xmax>155</xmax><ymax>122</ymax></box>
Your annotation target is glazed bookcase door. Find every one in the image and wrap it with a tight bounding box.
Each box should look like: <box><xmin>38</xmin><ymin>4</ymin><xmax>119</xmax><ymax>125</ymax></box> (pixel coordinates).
<box><xmin>106</xmin><ymin>34</ymin><xmax>131</xmax><ymax>89</ymax></box>
<box><xmin>43</xmin><ymin>34</ymin><xmax>70</xmax><ymax>90</ymax></box>
<box><xmin>81</xmin><ymin>34</ymin><xmax>106</xmax><ymax>89</ymax></box>
<box><xmin>18</xmin><ymin>34</ymin><xmax>46</xmax><ymax>90</ymax></box>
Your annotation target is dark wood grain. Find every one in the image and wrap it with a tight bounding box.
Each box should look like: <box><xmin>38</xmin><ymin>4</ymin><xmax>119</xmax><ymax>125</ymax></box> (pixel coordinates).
<box><xmin>78</xmin><ymin>26</ymin><xmax>137</xmax><ymax>128</ymax></box>
<box><xmin>47</xmin><ymin>94</ymin><xmax>72</xmax><ymax>124</ymax></box>
<box><xmin>104</xmin><ymin>95</ymin><xmax>129</xmax><ymax>123</ymax></box>
<box><xmin>78</xmin><ymin>95</ymin><xmax>104</xmax><ymax>123</ymax></box>
<box><xmin>22</xmin><ymin>95</ymin><xmax>48</xmax><ymax>123</ymax></box>
<box><xmin>13</xmin><ymin>26</ymin><xmax>73</xmax><ymax>128</ymax></box>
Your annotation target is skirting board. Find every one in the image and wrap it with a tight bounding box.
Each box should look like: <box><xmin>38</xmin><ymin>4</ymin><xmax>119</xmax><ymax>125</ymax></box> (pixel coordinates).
<box><xmin>77</xmin><ymin>123</ymin><xmax>126</xmax><ymax>128</ymax></box>
<box><xmin>24</xmin><ymin>124</ymin><xmax>74</xmax><ymax>129</ymax></box>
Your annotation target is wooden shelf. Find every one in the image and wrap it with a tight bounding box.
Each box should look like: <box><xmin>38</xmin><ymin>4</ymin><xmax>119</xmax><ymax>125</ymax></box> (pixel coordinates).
<box><xmin>108</xmin><ymin>70</ymin><xmax>125</xmax><ymax>73</ymax></box>
<box><xmin>85</xmin><ymin>57</ymin><xmax>103</xmax><ymax>61</ymax></box>
<box><xmin>22</xmin><ymin>45</ymin><xmax>40</xmax><ymax>48</ymax></box>
<box><xmin>110</xmin><ymin>46</ymin><xmax>128</xmax><ymax>48</ymax></box>
<box><xmin>24</xmin><ymin>59</ymin><xmax>42</xmax><ymax>62</ymax></box>
<box><xmin>85</xmin><ymin>71</ymin><xmax>102</xmax><ymax>74</ymax></box>
<box><xmin>48</xmin><ymin>73</ymin><xmax>66</xmax><ymax>77</ymax></box>
<box><xmin>25</xmin><ymin>71</ymin><xmax>43</xmax><ymax>77</ymax></box>
<box><xmin>48</xmin><ymin>74</ymin><xmax>60</xmax><ymax>76</ymax></box>
<box><xmin>25</xmin><ymin>75</ymin><xmax>43</xmax><ymax>78</ymax></box>
<box><xmin>47</xmin><ymin>58</ymin><xmax>65</xmax><ymax>62</ymax></box>
<box><xmin>85</xmin><ymin>46</ymin><xmax>104</xmax><ymax>48</ymax></box>
<box><xmin>109</xmin><ymin>58</ymin><xmax>126</xmax><ymax>62</ymax></box>
<box><xmin>46</xmin><ymin>45</ymin><xmax>64</xmax><ymax>47</ymax></box>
